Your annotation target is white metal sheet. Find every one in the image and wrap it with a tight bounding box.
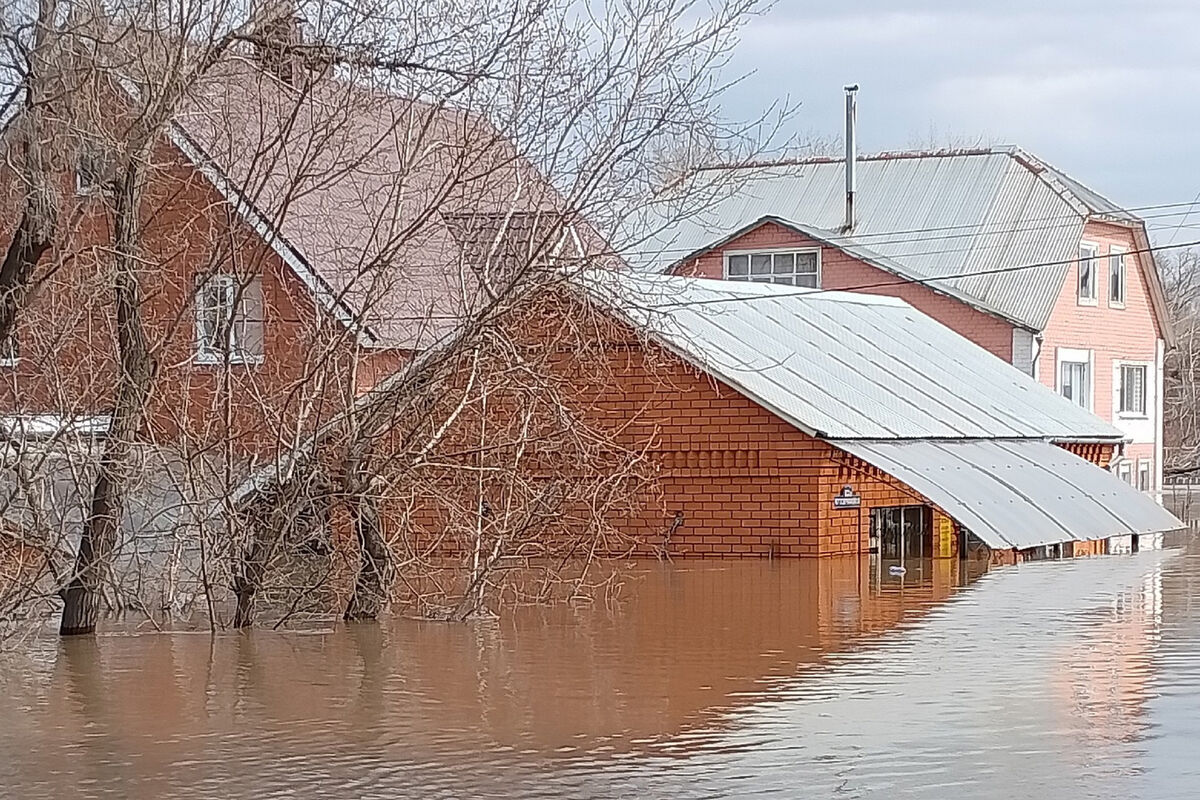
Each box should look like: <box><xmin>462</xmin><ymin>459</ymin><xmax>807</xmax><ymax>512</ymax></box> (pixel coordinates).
<box><xmin>582</xmin><ymin>271</ymin><xmax>1123</xmax><ymax>441</ymax></box>
<box><xmin>623</xmin><ymin>148</ymin><xmax>1117</xmax><ymax>331</ymax></box>
<box><xmin>832</xmin><ymin>439</ymin><xmax>1182</xmax><ymax>550</ymax></box>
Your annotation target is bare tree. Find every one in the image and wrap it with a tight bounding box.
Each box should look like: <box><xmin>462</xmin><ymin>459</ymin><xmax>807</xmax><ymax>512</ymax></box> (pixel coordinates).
<box><xmin>1162</xmin><ymin>247</ymin><xmax>1200</xmax><ymax>471</ymax></box>
<box><xmin>0</xmin><ymin>0</ymin><xmax>782</xmax><ymax>638</ymax></box>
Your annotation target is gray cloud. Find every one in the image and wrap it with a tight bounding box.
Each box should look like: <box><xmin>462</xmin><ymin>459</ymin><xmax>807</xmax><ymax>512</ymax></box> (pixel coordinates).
<box><xmin>719</xmin><ymin>1</ymin><xmax>1200</xmax><ymax>240</ymax></box>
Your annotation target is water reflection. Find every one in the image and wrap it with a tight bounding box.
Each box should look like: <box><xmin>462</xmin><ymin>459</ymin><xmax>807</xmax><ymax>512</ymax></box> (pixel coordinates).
<box><xmin>1</xmin><ymin>545</ymin><xmax>1197</xmax><ymax>799</ymax></box>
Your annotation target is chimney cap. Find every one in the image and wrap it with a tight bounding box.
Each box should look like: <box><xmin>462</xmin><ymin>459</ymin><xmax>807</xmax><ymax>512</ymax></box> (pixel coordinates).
<box><xmin>844</xmin><ymin>83</ymin><xmax>859</xmax><ymax>92</ymax></box>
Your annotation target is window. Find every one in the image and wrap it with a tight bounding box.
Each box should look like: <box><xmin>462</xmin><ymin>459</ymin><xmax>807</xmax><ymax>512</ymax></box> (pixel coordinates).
<box><xmin>1109</xmin><ymin>248</ymin><xmax>1127</xmax><ymax>306</ymax></box>
<box><xmin>1059</xmin><ymin>359</ymin><xmax>1091</xmax><ymax>409</ymax></box>
<box><xmin>195</xmin><ymin>274</ymin><xmax>264</xmax><ymax>364</ymax></box>
<box><xmin>1118</xmin><ymin>363</ymin><xmax>1147</xmax><ymax>416</ymax></box>
<box><xmin>0</xmin><ymin>332</ymin><xmax>16</xmax><ymax>367</ymax></box>
<box><xmin>1118</xmin><ymin>461</ymin><xmax>1132</xmax><ymax>485</ymax></box>
<box><xmin>75</xmin><ymin>145</ymin><xmax>109</xmax><ymax>196</ymax></box>
<box><xmin>1138</xmin><ymin>459</ymin><xmax>1152</xmax><ymax>492</ymax></box>
<box><xmin>725</xmin><ymin>249</ymin><xmax>820</xmax><ymax>288</ymax></box>
<box><xmin>1078</xmin><ymin>243</ymin><xmax>1098</xmax><ymax>303</ymax></box>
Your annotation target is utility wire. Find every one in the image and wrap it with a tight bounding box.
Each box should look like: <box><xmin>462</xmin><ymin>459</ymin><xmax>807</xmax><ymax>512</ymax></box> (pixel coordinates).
<box><xmin>611</xmin><ymin>198</ymin><xmax>1200</xmax><ymax>261</ymax></box>
<box><xmin>640</xmin><ymin>237</ymin><xmax>1200</xmax><ymax>311</ymax></box>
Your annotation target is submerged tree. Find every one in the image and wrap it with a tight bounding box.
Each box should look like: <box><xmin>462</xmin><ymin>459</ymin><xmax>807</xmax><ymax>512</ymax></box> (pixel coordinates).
<box><xmin>0</xmin><ymin>0</ymin><xmax>786</xmax><ymax>638</ymax></box>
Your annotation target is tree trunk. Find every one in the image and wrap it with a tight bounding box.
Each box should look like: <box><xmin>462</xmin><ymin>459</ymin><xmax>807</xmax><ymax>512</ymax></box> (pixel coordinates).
<box><xmin>59</xmin><ymin>159</ymin><xmax>154</xmax><ymax>636</ymax></box>
<box><xmin>232</xmin><ymin>517</ymin><xmax>275</xmax><ymax>629</ymax></box>
<box><xmin>344</xmin><ymin>491</ymin><xmax>389</xmax><ymax>621</ymax></box>
<box><xmin>0</xmin><ymin>0</ymin><xmax>60</xmax><ymax>344</ymax></box>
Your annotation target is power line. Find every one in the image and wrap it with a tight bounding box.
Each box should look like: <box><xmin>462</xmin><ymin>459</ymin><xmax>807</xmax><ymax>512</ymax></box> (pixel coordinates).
<box><xmin>611</xmin><ymin>198</ymin><xmax>1200</xmax><ymax>262</ymax></box>
<box><xmin>641</xmin><ymin>237</ymin><xmax>1200</xmax><ymax>311</ymax></box>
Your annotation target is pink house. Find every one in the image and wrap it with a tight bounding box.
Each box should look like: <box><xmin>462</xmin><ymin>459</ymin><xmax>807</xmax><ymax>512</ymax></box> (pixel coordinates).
<box><xmin>632</xmin><ymin>146</ymin><xmax>1172</xmax><ymax>497</ymax></box>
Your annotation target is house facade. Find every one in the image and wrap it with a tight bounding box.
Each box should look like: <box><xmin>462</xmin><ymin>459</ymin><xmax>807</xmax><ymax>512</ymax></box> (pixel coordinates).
<box><xmin>634</xmin><ymin>148</ymin><xmax>1172</xmax><ymax>497</ymax></box>
<box><xmin>353</xmin><ymin>272</ymin><xmax>1178</xmax><ymax>564</ymax></box>
<box><xmin>0</xmin><ymin>53</ymin><xmax>573</xmax><ymax>468</ymax></box>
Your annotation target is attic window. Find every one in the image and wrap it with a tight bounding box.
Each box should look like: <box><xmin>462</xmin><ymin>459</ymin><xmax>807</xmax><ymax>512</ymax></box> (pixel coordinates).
<box><xmin>195</xmin><ymin>274</ymin><xmax>264</xmax><ymax>365</ymax></box>
<box><xmin>76</xmin><ymin>147</ymin><xmax>109</xmax><ymax>196</ymax></box>
<box><xmin>1077</xmin><ymin>243</ymin><xmax>1098</xmax><ymax>304</ymax></box>
<box><xmin>0</xmin><ymin>332</ymin><xmax>17</xmax><ymax>367</ymax></box>
<box><xmin>725</xmin><ymin>249</ymin><xmax>820</xmax><ymax>288</ymax></box>
<box><xmin>1109</xmin><ymin>248</ymin><xmax>1127</xmax><ymax>307</ymax></box>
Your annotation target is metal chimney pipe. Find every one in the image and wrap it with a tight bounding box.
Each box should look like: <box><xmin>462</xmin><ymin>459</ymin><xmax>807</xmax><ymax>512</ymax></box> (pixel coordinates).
<box><xmin>844</xmin><ymin>84</ymin><xmax>859</xmax><ymax>232</ymax></box>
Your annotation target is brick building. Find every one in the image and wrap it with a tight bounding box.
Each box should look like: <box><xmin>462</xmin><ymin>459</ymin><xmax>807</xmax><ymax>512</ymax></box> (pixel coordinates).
<box><xmin>629</xmin><ymin>146</ymin><xmax>1172</xmax><ymax>498</ymax></box>
<box><xmin>0</xmin><ymin>53</ymin><xmax>576</xmax><ymax>466</ymax></box>
<box><xmin>321</xmin><ymin>271</ymin><xmax>1178</xmax><ymax>564</ymax></box>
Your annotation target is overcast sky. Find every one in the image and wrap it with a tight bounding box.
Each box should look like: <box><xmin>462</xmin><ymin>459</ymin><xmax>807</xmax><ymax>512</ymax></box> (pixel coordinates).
<box><xmin>718</xmin><ymin>0</ymin><xmax>1200</xmax><ymax>243</ymax></box>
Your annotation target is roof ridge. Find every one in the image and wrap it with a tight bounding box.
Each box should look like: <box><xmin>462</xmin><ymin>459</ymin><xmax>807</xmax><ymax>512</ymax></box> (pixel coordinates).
<box><xmin>693</xmin><ymin>147</ymin><xmax>1008</xmax><ymax>173</ymax></box>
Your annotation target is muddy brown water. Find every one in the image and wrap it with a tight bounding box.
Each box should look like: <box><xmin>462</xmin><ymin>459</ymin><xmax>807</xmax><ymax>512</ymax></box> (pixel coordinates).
<box><xmin>1</xmin><ymin>538</ymin><xmax>1198</xmax><ymax>799</ymax></box>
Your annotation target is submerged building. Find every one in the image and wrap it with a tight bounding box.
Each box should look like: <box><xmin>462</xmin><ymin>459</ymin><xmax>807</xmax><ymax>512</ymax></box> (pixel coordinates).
<box><xmin>571</xmin><ymin>271</ymin><xmax>1179</xmax><ymax>561</ymax></box>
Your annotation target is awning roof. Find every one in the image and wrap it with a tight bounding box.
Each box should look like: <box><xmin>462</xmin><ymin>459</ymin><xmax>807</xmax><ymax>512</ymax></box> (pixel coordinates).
<box><xmin>833</xmin><ymin>439</ymin><xmax>1182</xmax><ymax>550</ymax></box>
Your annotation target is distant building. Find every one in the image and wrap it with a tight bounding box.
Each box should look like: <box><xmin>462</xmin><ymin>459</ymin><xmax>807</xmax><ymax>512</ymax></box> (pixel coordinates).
<box><xmin>629</xmin><ymin>147</ymin><xmax>1171</xmax><ymax>497</ymax></box>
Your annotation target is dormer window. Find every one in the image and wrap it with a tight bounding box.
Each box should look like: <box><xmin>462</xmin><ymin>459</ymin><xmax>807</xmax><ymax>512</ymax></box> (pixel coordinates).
<box><xmin>725</xmin><ymin>249</ymin><xmax>820</xmax><ymax>288</ymax></box>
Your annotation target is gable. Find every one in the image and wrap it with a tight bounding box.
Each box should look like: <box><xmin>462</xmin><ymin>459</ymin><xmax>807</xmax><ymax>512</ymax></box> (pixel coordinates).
<box><xmin>675</xmin><ymin>220</ymin><xmax>1017</xmax><ymax>360</ymax></box>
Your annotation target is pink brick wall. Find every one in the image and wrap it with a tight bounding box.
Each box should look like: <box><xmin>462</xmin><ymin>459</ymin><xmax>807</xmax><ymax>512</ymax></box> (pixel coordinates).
<box><xmin>676</xmin><ymin>222</ymin><xmax>1016</xmax><ymax>361</ymax></box>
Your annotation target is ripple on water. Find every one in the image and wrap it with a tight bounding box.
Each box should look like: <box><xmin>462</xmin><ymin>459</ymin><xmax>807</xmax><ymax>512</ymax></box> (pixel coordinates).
<box><xmin>0</xmin><ymin>542</ymin><xmax>1199</xmax><ymax>798</ymax></box>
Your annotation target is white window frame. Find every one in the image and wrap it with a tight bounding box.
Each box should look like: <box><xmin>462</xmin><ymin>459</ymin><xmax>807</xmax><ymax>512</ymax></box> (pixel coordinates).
<box><xmin>1108</xmin><ymin>246</ymin><xmax>1127</xmax><ymax>308</ymax></box>
<box><xmin>1137</xmin><ymin>459</ymin><xmax>1152</xmax><ymax>492</ymax></box>
<box><xmin>1056</xmin><ymin>347</ymin><xmax>1094</xmax><ymax>412</ymax></box>
<box><xmin>1118</xmin><ymin>461</ymin><xmax>1132</xmax><ymax>485</ymax></box>
<box><xmin>75</xmin><ymin>147</ymin><xmax>109</xmax><ymax>197</ymax></box>
<box><xmin>1115</xmin><ymin>360</ymin><xmax>1150</xmax><ymax>419</ymax></box>
<box><xmin>195</xmin><ymin>274</ymin><xmax>249</xmax><ymax>365</ymax></box>
<box><xmin>1077</xmin><ymin>242</ymin><xmax>1099</xmax><ymax>305</ymax></box>
<box><xmin>0</xmin><ymin>333</ymin><xmax>17</xmax><ymax>368</ymax></box>
<box><xmin>723</xmin><ymin>247</ymin><xmax>821</xmax><ymax>288</ymax></box>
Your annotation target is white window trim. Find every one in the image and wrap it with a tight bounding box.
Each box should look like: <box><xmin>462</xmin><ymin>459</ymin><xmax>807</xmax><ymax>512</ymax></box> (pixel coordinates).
<box><xmin>1118</xmin><ymin>461</ymin><xmax>1133</xmax><ymax>485</ymax></box>
<box><xmin>195</xmin><ymin>275</ymin><xmax>260</xmax><ymax>366</ymax></box>
<box><xmin>1077</xmin><ymin>242</ymin><xmax>1099</xmax><ymax>306</ymax></box>
<box><xmin>0</xmin><ymin>331</ymin><xmax>17</xmax><ymax>368</ymax></box>
<box><xmin>723</xmin><ymin>247</ymin><xmax>822</xmax><ymax>287</ymax></box>
<box><xmin>1137</xmin><ymin>458</ymin><xmax>1152</xmax><ymax>492</ymax></box>
<box><xmin>1107</xmin><ymin>246</ymin><xmax>1127</xmax><ymax>309</ymax></box>
<box><xmin>1056</xmin><ymin>347</ymin><xmax>1095</xmax><ymax>413</ymax></box>
<box><xmin>1114</xmin><ymin>359</ymin><xmax>1151</xmax><ymax>420</ymax></box>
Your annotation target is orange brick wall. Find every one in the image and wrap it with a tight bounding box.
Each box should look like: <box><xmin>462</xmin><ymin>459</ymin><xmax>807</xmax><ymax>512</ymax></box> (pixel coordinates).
<box><xmin>675</xmin><ymin>221</ymin><xmax>1016</xmax><ymax>361</ymax></box>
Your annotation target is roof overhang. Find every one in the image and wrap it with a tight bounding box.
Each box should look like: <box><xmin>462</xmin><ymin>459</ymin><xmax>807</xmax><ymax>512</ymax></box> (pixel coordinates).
<box><xmin>1126</xmin><ymin>220</ymin><xmax>1176</xmax><ymax>349</ymax></box>
<box><xmin>832</xmin><ymin>438</ymin><xmax>1181</xmax><ymax>550</ymax></box>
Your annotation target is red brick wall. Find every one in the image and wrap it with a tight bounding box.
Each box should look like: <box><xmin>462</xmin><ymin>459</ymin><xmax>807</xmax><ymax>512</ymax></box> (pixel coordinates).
<box><xmin>0</xmin><ymin>135</ymin><xmax>405</xmax><ymax>461</ymax></box>
<box><xmin>675</xmin><ymin>221</ymin><xmax>1016</xmax><ymax>361</ymax></box>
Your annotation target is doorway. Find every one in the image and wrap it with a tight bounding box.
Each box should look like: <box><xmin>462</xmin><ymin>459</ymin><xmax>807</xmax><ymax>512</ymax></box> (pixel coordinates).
<box><xmin>871</xmin><ymin>505</ymin><xmax>931</xmax><ymax>560</ymax></box>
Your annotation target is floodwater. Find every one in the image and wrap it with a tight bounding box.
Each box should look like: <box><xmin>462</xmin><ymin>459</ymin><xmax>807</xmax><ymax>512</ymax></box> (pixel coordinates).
<box><xmin>1</xmin><ymin>538</ymin><xmax>1199</xmax><ymax>799</ymax></box>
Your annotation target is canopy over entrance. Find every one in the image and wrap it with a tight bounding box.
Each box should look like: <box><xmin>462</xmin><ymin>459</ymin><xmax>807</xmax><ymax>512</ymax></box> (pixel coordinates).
<box><xmin>832</xmin><ymin>439</ymin><xmax>1181</xmax><ymax>550</ymax></box>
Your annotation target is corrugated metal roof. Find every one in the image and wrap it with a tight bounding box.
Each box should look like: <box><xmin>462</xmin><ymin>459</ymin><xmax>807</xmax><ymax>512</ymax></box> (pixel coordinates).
<box><xmin>582</xmin><ymin>271</ymin><xmax>1123</xmax><ymax>440</ymax></box>
<box><xmin>833</xmin><ymin>439</ymin><xmax>1181</xmax><ymax>549</ymax></box>
<box><xmin>625</xmin><ymin>147</ymin><xmax>1128</xmax><ymax>331</ymax></box>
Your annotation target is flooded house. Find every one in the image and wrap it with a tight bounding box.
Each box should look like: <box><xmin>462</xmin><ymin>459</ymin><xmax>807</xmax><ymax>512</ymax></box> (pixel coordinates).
<box><xmin>492</xmin><ymin>270</ymin><xmax>1182</xmax><ymax>564</ymax></box>
<box><xmin>628</xmin><ymin>95</ymin><xmax>1172</xmax><ymax>500</ymax></box>
<box><xmin>290</xmin><ymin>270</ymin><xmax>1182</xmax><ymax>572</ymax></box>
